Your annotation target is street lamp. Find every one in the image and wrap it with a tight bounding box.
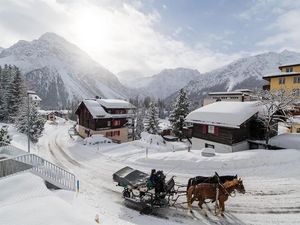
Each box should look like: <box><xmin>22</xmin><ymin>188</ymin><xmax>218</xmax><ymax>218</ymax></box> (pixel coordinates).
<box><xmin>27</xmin><ymin>90</ymin><xmax>36</xmax><ymax>153</ymax></box>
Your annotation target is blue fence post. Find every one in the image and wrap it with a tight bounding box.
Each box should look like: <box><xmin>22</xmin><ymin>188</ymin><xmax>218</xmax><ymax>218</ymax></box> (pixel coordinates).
<box><xmin>76</xmin><ymin>180</ymin><xmax>80</xmax><ymax>193</ymax></box>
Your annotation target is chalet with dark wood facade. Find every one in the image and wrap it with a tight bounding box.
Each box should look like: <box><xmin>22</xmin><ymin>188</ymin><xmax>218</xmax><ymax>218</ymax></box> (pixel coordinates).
<box><xmin>185</xmin><ymin>101</ymin><xmax>268</xmax><ymax>153</ymax></box>
<box><xmin>75</xmin><ymin>98</ymin><xmax>135</xmax><ymax>143</ymax></box>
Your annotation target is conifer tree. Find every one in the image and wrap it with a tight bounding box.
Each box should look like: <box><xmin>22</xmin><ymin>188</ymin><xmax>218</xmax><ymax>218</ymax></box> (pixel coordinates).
<box><xmin>169</xmin><ymin>88</ymin><xmax>190</xmax><ymax>140</ymax></box>
<box><xmin>144</xmin><ymin>102</ymin><xmax>159</xmax><ymax>134</ymax></box>
<box><xmin>135</xmin><ymin>108</ymin><xmax>145</xmax><ymax>139</ymax></box>
<box><xmin>16</xmin><ymin>103</ymin><xmax>46</xmax><ymax>143</ymax></box>
<box><xmin>0</xmin><ymin>65</ymin><xmax>11</xmax><ymax>121</ymax></box>
<box><xmin>7</xmin><ymin>67</ymin><xmax>26</xmax><ymax>121</ymax></box>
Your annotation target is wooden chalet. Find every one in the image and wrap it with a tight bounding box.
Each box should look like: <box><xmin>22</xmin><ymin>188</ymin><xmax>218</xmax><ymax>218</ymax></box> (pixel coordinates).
<box><xmin>185</xmin><ymin>101</ymin><xmax>272</xmax><ymax>153</ymax></box>
<box><xmin>75</xmin><ymin>98</ymin><xmax>135</xmax><ymax>143</ymax></box>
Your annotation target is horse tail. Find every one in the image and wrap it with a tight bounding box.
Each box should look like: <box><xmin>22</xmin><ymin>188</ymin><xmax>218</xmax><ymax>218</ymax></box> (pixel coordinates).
<box><xmin>187</xmin><ymin>185</ymin><xmax>194</xmax><ymax>212</ymax></box>
<box><xmin>187</xmin><ymin>178</ymin><xmax>192</xmax><ymax>193</ymax></box>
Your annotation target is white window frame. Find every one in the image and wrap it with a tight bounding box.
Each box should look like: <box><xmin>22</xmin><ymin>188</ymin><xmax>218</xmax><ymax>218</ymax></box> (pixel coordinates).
<box><xmin>294</xmin><ymin>76</ymin><xmax>300</xmax><ymax>84</ymax></box>
<box><xmin>279</xmin><ymin>77</ymin><xmax>285</xmax><ymax>85</ymax></box>
<box><xmin>208</xmin><ymin>125</ymin><xmax>215</xmax><ymax>134</ymax></box>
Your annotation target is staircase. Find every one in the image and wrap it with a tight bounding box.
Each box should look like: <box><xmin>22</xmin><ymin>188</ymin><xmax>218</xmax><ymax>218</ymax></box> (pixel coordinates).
<box><xmin>0</xmin><ymin>144</ymin><xmax>76</xmax><ymax>191</ymax></box>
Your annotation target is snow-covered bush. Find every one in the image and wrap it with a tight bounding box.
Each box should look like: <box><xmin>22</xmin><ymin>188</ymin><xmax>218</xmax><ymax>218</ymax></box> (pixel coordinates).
<box><xmin>0</xmin><ymin>125</ymin><xmax>11</xmax><ymax>144</ymax></box>
<box><xmin>16</xmin><ymin>104</ymin><xmax>46</xmax><ymax>143</ymax></box>
<box><xmin>140</xmin><ymin>132</ymin><xmax>166</xmax><ymax>146</ymax></box>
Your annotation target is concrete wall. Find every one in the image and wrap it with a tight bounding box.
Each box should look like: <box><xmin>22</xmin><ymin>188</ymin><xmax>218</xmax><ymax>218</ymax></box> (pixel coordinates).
<box><xmin>78</xmin><ymin>125</ymin><xmax>129</xmax><ymax>143</ymax></box>
<box><xmin>191</xmin><ymin>137</ymin><xmax>249</xmax><ymax>153</ymax></box>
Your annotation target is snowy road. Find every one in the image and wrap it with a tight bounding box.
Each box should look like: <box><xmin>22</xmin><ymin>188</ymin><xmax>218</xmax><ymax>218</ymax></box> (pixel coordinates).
<box><xmin>36</xmin><ymin>121</ymin><xmax>300</xmax><ymax>225</ymax></box>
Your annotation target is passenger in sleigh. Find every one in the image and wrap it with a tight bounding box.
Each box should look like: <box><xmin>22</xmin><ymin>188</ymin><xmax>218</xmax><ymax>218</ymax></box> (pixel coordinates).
<box><xmin>147</xmin><ymin>169</ymin><xmax>167</xmax><ymax>197</ymax></box>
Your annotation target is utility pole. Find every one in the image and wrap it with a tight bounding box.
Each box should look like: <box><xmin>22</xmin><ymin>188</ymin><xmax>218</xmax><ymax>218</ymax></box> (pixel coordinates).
<box><xmin>27</xmin><ymin>90</ymin><xmax>36</xmax><ymax>153</ymax></box>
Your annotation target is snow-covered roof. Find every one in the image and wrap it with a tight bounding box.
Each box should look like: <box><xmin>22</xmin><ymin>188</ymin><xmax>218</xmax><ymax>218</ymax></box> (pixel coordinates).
<box><xmin>96</xmin><ymin>99</ymin><xmax>136</xmax><ymax>109</ymax></box>
<box><xmin>290</xmin><ymin>116</ymin><xmax>300</xmax><ymax>124</ymax></box>
<box><xmin>79</xmin><ymin>99</ymin><xmax>135</xmax><ymax>119</ymax></box>
<box><xmin>278</xmin><ymin>63</ymin><xmax>300</xmax><ymax>69</ymax></box>
<box><xmin>30</xmin><ymin>94</ymin><xmax>42</xmax><ymax>101</ymax></box>
<box><xmin>263</xmin><ymin>72</ymin><xmax>300</xmax><ymax>79</ymax></box>
<box><xmin>83</xmin><ymin>99</ymin><xmax>109</xmax><ymax>118</ymax></box>
<box><xmin>209</xmin><ymin>91</ymin><xmax>247</xmax><ymax>95</ymax></box>
<box><xmin>209</xmin><ymin>89</ymin><xmax>253</xmax><ymax>96</ymax></box>
<box><xmin>269</xmin><ymin>133</ymin><xmax>300</xmax><ymax>150</ymax></box>
<box><xmin>185</xmin><ymin>101</ymin><xmax>260</xmax><ymax>128</ymax></box>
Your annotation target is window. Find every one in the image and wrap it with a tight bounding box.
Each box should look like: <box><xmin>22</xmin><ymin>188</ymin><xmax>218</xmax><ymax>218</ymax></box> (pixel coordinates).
<box><xmin>286</xmin><ymin>67</ymin><xmax>293</xmax><ymax>73</ymax></box>
<box><xmin>208</xmin><ymin>125</ymin><xmax>215</xmax><ymax>134</ymax></box>
<box><xmin>293</xmin><ymin>89</ymin><xmax>300</xmax><ymax>96</ymax></box>
<box><xmin>107</xmin><ymin>121</ymin><xmax>111</xmax><ymax>126</ymax></box>
<box><xmin>205</xmin><ymin>143</ymin><xmax>215</xmax><ymax>149</ymax></box>
<box><xmin>113</xmin><ymin>131</ymin><xmax>120</xmax><ymax>136</ymax></box>
<box><xmin>279</xmin><ymin>77</ymin><xmax>285</xmax><ymax>84</ymax></box>
<box><xmin>297</xmin><ymin>128</ymin><xmax>300</xmax><ymax>133</ymax></box>
<box><xmin>112</xmin><ymin>120</ymin><xmax>121</xmax><ymax>126</ymax></box>
<box><xmin>294</xmin><ymin>76</ymin><xmax>300</xmax><ymax>83</ymax></box>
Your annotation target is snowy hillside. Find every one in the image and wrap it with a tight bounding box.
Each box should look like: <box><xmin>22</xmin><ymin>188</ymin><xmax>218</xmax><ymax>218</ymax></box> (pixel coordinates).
<box><xmin>120</xmin><ymin>68</ymin><xmax>200</xmax><ymax>99</ymax></box>
<box><xmin>167</xmin><ymin>50</ymin><xmax>300</xmax><ymax>107</ymax></box>
<box><xmin>0</xmin><ymin>33</ymin><xmax>129</xmax><ymax>108</ymax></box>
<box><xmin>0</xmin><ymin>173</ymin><xmax>96</xmax><ymax>225</ymax></box>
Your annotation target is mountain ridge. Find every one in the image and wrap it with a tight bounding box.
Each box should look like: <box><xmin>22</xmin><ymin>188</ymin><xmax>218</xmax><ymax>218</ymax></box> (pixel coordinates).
<box><xmin>0</xmin><ymin>32</ymin><xmax>129</xmax><ymax>108</ymax></box>
<box><xmin>165</xmin><ymin>50</ymin><xmax>300</xmax><ymax>108</ymax></box>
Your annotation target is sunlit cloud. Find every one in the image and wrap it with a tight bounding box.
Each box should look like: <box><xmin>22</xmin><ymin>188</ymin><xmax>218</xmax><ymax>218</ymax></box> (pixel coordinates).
<box><xmin>0</xmin><ymin>0</ymin><xmax>245</xmax><ymax>76</ymax></box>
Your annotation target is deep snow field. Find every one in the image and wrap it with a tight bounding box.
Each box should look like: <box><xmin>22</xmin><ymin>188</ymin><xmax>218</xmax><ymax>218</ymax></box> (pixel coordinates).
<box><xmin>1</xmin><ymin>119</ymin><xmax>300</xmax><ymax>225</ymax></box>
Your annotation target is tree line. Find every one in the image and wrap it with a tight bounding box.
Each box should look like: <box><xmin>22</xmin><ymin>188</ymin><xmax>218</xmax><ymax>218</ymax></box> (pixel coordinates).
<box><xmin>132</xmin><ymin>89</ymin><xmax>190</xmax><ymax>140</ymax></box>
<box><xmin>0</xmin><ymin>64</ymin><xmax>45</xmax><ymax>144</ymax></box>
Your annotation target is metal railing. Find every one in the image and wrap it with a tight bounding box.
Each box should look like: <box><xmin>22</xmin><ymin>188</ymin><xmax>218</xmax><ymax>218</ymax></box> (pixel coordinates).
<box><xmin>0</xmin><ymin>150</ymin><xmax>76</xmax><ymax>191</ymax></box>
<box><xmin>14</xmin><ymin>154</ymin><xmax>76</xmax><ymax>191</ymax></box>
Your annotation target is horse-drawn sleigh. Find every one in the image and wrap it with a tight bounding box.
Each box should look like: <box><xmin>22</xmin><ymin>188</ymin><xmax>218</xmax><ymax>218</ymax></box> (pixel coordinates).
<box><xmin>113</xmin><ymin>166</ymin><xmax>245</xmax><ymax>216</ymax></box>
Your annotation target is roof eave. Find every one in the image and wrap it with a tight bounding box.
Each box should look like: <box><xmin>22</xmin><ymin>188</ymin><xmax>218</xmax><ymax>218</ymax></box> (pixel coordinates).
<box><xmin>185</xmin><ymin>119</ymin><xmax>240</xmax><ymax>129</ymax></box>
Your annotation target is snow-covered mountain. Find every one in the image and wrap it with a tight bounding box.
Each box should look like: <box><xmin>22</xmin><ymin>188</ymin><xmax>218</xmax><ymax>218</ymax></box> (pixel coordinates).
<box><xmin>121</xmin><ymin>68</ymin><xmax>200</xmax><ymax>99</ymax></box>
<box><xmin>166</xmin><ymin>50</ymin><xmax>300</xmax><ymax>108</ymax></box>
<box><xmin>0</xmin><ymin>33</ymin><xmax>129</xmax><ymax>108</ymax></box>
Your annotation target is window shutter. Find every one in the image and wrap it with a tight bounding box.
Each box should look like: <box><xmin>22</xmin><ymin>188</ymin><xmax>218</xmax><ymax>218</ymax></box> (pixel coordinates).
<box><xmin>214</xmin><ymin>127</ymin><xmax>219</xmax><ymax>136</ymax></box>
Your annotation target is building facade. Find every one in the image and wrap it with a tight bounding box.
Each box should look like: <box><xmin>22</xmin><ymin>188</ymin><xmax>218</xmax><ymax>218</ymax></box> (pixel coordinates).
<box><xmin>203</xmin><ymin>89</ymin><xmax>254</xmax><ymax>106</ymax></box>
<box><xmin>75</xmin><ymin>98</ymin><xmax>135</xmax><ymax>143</ymax></box>
<box><xmin>185</xmin><ymin>101</ymin><xmax>268</xmax><ymax>153</ymax></box>
<box><xmin>263</xmin><ymin>63</ymin><xmax>300</xmax><ymax>97</ymax></box>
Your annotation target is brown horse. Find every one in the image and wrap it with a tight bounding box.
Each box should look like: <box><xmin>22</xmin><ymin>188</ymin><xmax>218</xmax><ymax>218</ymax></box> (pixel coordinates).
<box><xmin>187</xmin><ymin>178</ymin><xmax>245</xmax><ymax>216</ymax></box>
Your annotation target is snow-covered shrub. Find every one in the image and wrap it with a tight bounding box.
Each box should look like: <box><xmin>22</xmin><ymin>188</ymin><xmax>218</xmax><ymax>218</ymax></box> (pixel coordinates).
<box><xmin>140</xmin><ymin>132</ymin><xmax>166</xmax><ymax>146</ymax></box>
<box><xmin>16</xmin><ymin>103</ymin><xmax>46</xmax><ymax>143</ymax></box>
<box><xmin>0</xmin><ymin>125</ymin><xmax>11</xmax><ymax>144</ymax></box>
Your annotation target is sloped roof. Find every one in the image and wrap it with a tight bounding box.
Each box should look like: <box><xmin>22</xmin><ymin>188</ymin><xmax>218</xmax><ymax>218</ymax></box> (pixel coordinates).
<box><xmin>83</xmin><ymin>99</ymin><xmax>109</xmax><ymax>118</ymax></box>
<box><xmin>96</xmin><ymin>99</ymin><xmax>136</xmax><ymax>109</ymax></box>
<box><xmin>263</xmin><ymin>72</ymin><xmax>300</xmax><ymax>79</ymax></box>
<box><xmin>185</xmin><ymin>101</ymin><xmax>260</xmax><ymax>128</ymax></box>
<box><xmin>30</xmin><ymin>94</ymin><xmax>42</xmax><ymax>101</ymax></box>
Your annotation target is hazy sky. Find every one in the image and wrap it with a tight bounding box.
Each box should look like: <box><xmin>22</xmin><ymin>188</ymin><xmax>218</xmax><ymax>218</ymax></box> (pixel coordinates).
<box><xmin>1</xmin><ymin>0</ymin><xmax>300</xmax><ymax>76</ymax></box>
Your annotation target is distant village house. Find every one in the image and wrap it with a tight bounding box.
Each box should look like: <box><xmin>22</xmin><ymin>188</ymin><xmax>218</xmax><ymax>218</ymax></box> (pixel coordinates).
<box><xmin>203</xmin><ymin>89</ymin><xmax>255</xmax><ymax>106</ymax></box>
<box><xmin>185</xmin><ymin>101</ymin><xmax>273</xmax><ymax>153</ymax></box>
<box><xmin>75</xmin><ymin>98</ymin><xmax>135</xmax><ymax>143</ymax></box>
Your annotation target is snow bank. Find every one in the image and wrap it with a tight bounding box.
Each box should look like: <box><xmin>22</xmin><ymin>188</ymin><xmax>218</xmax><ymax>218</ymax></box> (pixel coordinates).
<box><xmin>269</xmin><ymin>133</ymin><xmax>300</xmax><ymax>149</ymax></box>
<box><xmin>135</xmin><ymin>149</ymin><xmax>300</xmax><ymax>174</ymax></box>
<box><xmin>0</xmin><ymin>173</ymin><xmax>95</xmax><ymax>225</ymax></box>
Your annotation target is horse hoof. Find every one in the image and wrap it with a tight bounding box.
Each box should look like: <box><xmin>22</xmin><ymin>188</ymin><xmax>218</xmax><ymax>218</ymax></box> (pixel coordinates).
<box><xmin>221</xmin><ymin>213</ymin><xmax>224</xmax><ymax>217</ymax></box>
<box><xmin>205</xmin><ymin>214</ymin><xmax>208</xmax><ymax>217</ymax></box>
